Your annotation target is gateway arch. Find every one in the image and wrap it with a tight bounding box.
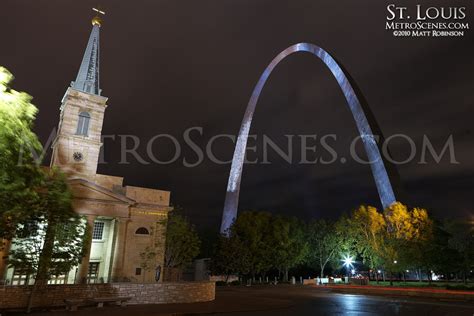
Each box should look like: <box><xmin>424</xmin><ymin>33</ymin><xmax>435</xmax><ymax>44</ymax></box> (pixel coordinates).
<box><xmin>220</xmin><ymin>43</ymin><xmax>399</xmax><ymax>234</ymax></box>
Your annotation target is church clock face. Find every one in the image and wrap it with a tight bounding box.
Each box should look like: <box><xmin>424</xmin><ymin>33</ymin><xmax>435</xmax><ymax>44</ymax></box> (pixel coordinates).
<box><xmin>73</xmin><ymin>151</ymin><xmax>84</xmax><ymax>162</ymax></box>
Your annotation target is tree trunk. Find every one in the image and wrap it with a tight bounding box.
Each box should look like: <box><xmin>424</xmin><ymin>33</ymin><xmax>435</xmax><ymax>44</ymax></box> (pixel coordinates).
<box><xmin>36</xmin><ymin>220</ymin><xmax>56</xmax><ymax>281</ymax></box>
<box><xmin>27</xmin><ymin>218</ymin><xmax>56</xmax><ymax>313</ymax></box>
<box><xmin>0</xmin><ymin>239</ymin><xmax>12</xmax><ymax>281</ymax></box>
<box><xmin>284</xmin><ymin>268</ymin><xmax>289</xmax><ymax>282</ymax></box>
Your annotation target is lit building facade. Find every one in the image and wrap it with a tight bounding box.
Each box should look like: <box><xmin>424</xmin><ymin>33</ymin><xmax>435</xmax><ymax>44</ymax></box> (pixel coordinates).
<box><xmin>0</xmin><ymin>12</ymin><xmax>172</xmax><ymax>285</ymax></box>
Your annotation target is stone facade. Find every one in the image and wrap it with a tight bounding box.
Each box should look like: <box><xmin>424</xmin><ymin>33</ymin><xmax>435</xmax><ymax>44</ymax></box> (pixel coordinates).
<box><xmin>0</xmin><ymin>282</ymin><xmax>215</xmax><ymax>309</ymax></box>
<box><xmin>51</xmin><ymin>88</ymin><xmax>107</xmax><ymax>176</ymax></box>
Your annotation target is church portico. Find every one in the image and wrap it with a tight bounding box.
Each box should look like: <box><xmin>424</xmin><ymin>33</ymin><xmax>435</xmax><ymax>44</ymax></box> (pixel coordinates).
<box><xmin>57</xmin><ymin>175</ymin><xmax>171</xmax><ymax>285</ymax></box>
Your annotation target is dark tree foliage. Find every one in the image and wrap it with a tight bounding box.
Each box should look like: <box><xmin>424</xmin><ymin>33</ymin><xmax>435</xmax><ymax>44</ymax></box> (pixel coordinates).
<box><xmin>163</xmin><ymin>208</ymin><xmax>201</xmax><ymax>269</ymax></box>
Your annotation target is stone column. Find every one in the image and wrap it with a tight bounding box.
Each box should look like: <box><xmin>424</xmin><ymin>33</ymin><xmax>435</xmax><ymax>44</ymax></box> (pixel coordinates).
<box><xmin>0</xmin><ymin>239</ymin><xmax>12</xmax><ymax>281</ymax></box>
<box><xmin>76</xmin><ymin>215</ymin><xmax>96</xmax><ymax>284</ymax></box>
<box><xmin>110</xmin><ymin>217</ymin><xmax>129</xmax><ymax>281</ymax></box>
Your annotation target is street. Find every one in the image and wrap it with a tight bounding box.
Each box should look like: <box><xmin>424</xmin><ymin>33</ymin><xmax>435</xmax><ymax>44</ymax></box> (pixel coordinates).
<box><xmin>212</xmin><ymin>286</ymin><xmax>474</xmax><ymax>316</ymax></box>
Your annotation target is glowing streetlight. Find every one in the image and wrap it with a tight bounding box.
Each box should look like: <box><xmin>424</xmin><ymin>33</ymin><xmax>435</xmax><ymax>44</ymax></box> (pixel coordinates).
<box><xmin>342</xmin><ymin>255</ymin><xmax>354</xmax><ymax>281</ymax></box>
<box><xmin>342</xmin><ymin>255</ymin><xmax>354</xmax><ymax>268</ymax></box>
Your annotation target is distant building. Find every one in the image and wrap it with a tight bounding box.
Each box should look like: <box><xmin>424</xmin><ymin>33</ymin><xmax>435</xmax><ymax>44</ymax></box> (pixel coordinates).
<box><xmin>0</xmin><ymin>12</ymin><xmax>172</xmax><ymax>285</ymax></box>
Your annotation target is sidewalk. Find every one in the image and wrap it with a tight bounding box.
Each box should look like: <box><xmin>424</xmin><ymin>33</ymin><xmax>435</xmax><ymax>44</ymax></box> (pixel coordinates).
<box><xmin>313</xmin><ymin>284</ymin><xmax>474</xmax><ymax>301</ymax></box>
<box><xmin>14</xmin><ymin>287</ymin><xmax>295</xmax><ymax>316</ymax></box>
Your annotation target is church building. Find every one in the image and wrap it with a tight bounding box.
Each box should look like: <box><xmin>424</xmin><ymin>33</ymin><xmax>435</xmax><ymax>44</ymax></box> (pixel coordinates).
<box><xmin>0</xmin><ymin>12</ymin><xmax>172</xmax><ymax>285</ymax></box>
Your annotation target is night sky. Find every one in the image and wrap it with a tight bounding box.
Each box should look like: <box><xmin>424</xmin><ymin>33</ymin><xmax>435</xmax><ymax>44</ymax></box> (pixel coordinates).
<box><xmin>2</xmin><ymin>0</ymin><xmax>473</xmax><ymax>230</ymax></box>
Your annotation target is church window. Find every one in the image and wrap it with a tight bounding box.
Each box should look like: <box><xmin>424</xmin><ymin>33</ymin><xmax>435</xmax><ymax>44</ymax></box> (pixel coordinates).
<box><xmin>92</xmin><ymin>221</ymin><xmax>105</xmax><ymax>240</ymax></box>
<box><xmin>76</xmin><ymin>111</ymin><xmax>91</xmax><ymax>136</ymax></box>
<box><xmin>48</xmin><ymin>273</ymin><xmax>68</xmax><ymax>285</ymax></box>
<box><xmin>11</xmin><ymin>268</ymin><xmax>30</xmax><ymax>285</ymax></box>
<box><xmin>135</xmin><ymin>227</ymin><xmax>150</xmax><ymax>235</ymax></box>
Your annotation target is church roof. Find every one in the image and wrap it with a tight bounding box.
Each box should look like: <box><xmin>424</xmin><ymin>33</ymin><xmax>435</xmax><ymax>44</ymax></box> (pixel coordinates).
<box><xmin>69</xmin><ymin>178</ymin><xmax>135</xmax><ymax>204</ymax></box>
<box><xmin>68</xmin><ymin>177</ymin><xmax>172</xmax><ymax>211</ymax></box>
<box><xmin>71</xmin><ymin>17</ymin><xmax>101</xmax><ymax>95</ymax></box>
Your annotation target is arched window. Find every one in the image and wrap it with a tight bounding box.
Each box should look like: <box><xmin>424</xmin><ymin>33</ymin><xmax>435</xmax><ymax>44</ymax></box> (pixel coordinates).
<box><xmin>135</xmin><ymin>227</ymin><xmax>150</xmax><ymax>235</ymax></box>
<box><xmin>76</xmin><ymin>111</ymin><xmax>90</xmax><ymax>136</ymax></box>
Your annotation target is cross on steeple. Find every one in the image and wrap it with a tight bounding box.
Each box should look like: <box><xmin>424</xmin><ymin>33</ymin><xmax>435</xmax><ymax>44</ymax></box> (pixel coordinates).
<box><xmin>91</xmin><ymin>7</ymin><xmax>105</xmax><ymax>27</ymax></box>
<box><xmin>93</xmin><ymin>7</ymin><xmax>106</xmax><ymax>16</ymax></box>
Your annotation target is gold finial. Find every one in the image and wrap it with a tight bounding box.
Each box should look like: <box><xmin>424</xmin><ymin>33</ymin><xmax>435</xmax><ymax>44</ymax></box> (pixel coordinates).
<box><xmin>92</xmin><ymin>7</ymin><xmax>105</xmax><ymax>26</ymax></box>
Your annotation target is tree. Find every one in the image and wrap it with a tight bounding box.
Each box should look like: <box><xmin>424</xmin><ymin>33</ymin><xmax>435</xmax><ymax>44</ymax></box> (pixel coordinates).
<box><xmin>346</xmin><ymin>205</ymin><xmax>386</xmax><ymax>278</ymax></box>
<box><xmin>33</xmin><ymin>169</ymin><xmax>87</xmax><ymax>283</ymax></box>
<box><xmin>7</xmin><ymin>168</ymin><xmax>87</xmax><ymax>312</ymax></box>
<box><xmin>402</xmin><ymin>207</ymin><xmax>433</xmax><ymax>281</ymax></box>
<box><xmin>0</xmin><ymin>68</ymin><xmax>87</xmax><ymax>312</ymax></box>
<box><xmin>231</xmin><ymin>211</ymin><xmax>274</xmax><ymax>279</ymax></box>
<box><xmin>0</xmin><ymin>67</ymin><xmax>87</xmax><ymax>281</ymax></box>
<box><xmin>270</xmin><ymin>216</ymin><xmax>308</xmax><ymax>281</ymax></box>
<box><xmin>421</xmin><ymin>220</ymin><xmax>458</xmax><ymax>282</ymax></box>
<box><xmin>213</xmin><ymin>212</ymin><xmax>309</xmax><ymax>282</ymax></box>
<box><xmin>163</xmin><ymin>210</ymin><xmax>201</xmax><ymax>270</ymax></box>
<box><xmin>0</xmin><ymin>67</ymin><xmax>43</xmax><ymax>241</ymax></box>
<box><xmin>211</xmin><ymin>234</ymin><xmax>251</xmax><ymax>282</ymax></box>
<box><xmin>345</xmin><ymin>203</ymin><xmax>434</xmax><ymax>284</ymax></box>
<box><xmin>445</xmin><ymin>220</ymin><xmax>473</xmax><ymax>284</ymax></box>
<box><xmin>9</xmin><ymin>208</ymin><xmax>86</xmax><ymax>282</ymax></box>
<box><xmin>306</xmin><ymin>219</ymin><xmax>343</xmax><ymax>280</ymax></box>
<box><xmin>382</xmin><ymin>202</ymin><xmax>433</xmax><ymax>284</ymax></box>
<box><xmin>139</xmin><ymin>246</ymin><xmax>157</xmax><ymax>282</ymax></box>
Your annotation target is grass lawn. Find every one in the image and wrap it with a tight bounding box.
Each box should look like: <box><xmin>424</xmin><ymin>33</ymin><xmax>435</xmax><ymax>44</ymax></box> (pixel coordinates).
<box><xmin>367</xmin><ymin>281</ymin><xmax>474</xmax><ymax>291</ymax></box>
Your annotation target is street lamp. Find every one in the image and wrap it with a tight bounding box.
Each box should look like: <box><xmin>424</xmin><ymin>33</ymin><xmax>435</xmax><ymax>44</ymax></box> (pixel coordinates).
<box><xmin>342</xmin><ymin>255</ymin><xmax>354</xmax><ymax>281</ymax></box>
<box><xmin>343</xmin><ymin>256</ymin><xmax>354</xmax><ymax>268</ymax></box>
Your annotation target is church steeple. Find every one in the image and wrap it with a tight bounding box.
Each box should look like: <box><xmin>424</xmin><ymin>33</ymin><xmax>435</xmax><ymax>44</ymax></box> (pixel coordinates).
<box><xmin>71</xmin><ymin>8</ymin><xmax>105</xmax><ymax>95</ymax></box>
<box><xmin>51</xmin><ymin>8</ymin><xmax>109</xmax><ymax>177</ymax></box>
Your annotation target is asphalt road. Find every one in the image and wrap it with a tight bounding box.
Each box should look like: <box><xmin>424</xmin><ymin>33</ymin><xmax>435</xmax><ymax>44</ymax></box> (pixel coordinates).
<box><xmin>213</xmin><ymin>286</ymin><xmax>474</xmax><ymax>316</ymax></box>
<box><xmin>7</xmin><ymin>285</ymin><xmax>474</xmax><ymax>316</ymax></box>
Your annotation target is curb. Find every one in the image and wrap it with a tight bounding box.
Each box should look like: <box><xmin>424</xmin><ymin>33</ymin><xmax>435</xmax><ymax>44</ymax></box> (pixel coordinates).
<box><xmin>311</xmin><ymin>285</ymin><xmax>474</xmax><ymax>302</ymax></box>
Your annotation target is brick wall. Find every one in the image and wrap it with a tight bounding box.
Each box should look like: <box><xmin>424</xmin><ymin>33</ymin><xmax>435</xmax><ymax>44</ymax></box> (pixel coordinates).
<box><xmin>0</xmin><ymin>281</ymin><xmax>215</xmax><ymax>310</ymax></box>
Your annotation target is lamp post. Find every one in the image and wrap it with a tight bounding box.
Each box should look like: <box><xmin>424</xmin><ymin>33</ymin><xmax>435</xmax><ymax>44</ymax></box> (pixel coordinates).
<box><xmin>342</xmin><ymin>255</ymin><xmax>354</xmax><ymax>283</ymax></box>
